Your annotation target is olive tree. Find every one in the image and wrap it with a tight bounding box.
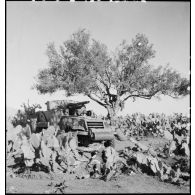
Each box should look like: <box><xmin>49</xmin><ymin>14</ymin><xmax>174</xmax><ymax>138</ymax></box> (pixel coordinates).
<box><xmin>34</xmin><ymin>29</ymin><xmax>189</xmax><ymax>121</ymax></box>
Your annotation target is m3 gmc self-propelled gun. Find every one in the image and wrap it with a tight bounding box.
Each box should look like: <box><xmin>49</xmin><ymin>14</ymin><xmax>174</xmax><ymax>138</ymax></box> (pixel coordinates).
<box><xmin>32</xmin><ymin>100</ymin><xmax>116</xmax><ymax>147</ymax></box>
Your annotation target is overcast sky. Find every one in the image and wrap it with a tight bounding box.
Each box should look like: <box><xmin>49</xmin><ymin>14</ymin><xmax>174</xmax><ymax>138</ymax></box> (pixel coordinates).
<box><xmin>7</xmin><ymin>1</ymin><xmax>190</xmax><ymax>116</ymax></box>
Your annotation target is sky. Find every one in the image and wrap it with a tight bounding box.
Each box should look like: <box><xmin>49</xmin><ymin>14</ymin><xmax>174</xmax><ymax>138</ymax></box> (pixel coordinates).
<box><xmin>6</xmin><ymin>1</ymin><xmax>190</xmax><ymax>116</ymax></box>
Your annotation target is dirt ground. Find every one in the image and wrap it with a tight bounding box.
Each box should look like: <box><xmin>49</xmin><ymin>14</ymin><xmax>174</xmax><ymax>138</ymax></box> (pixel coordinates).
<box><xmin>6</xmin><ymin>137</ymin><xmax>190</xmax><ymax>194</ymax></box>
<box><xmin>6</xmin><ymin>173</ymin><xmax>190</xmax><ymax>194</ymax></box>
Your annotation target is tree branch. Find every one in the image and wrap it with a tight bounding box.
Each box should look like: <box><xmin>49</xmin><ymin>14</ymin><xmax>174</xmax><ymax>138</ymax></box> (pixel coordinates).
<box><xmin>98</xmin><ymin>78</ymin><xmax>111</xmax><ymax>96</ymax></box>
<box><xmin>87</xmin><ymin>94</ymin><xmax>106</xmax><ymax>107</ymax></box>
<box><xmin>97</xmin><ymin>77</ymin><xmax>114</xmax><ymax>106</ymax></box>
<box><xmin>118</xmin><ymin>74</ymin><xmax>146</xmax><ymax>96</ymax></box>
<box><xmin>105</xmin><ymin>69</ymin><xmax>111</xmax><ymax>89</ymax></box>
<box><xmin>92</xmin><ymin>93</ymin><xmax>102</xmax><ymax>101</ymax></box>
<box><xmin>122</xmin><ymin>90</ymin><xmax>160</xmax><ymax>102</ymax></box>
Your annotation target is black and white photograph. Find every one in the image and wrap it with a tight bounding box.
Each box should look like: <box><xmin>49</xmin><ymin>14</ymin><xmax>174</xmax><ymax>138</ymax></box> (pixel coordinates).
<box><xmin>6</xmin><ymin>1</ymin><xmax>190</xmax><ymax>194</ymax></box>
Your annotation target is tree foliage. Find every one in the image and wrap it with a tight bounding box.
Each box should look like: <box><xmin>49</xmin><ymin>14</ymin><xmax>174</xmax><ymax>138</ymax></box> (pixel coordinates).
<box><xmin>34</xmin><ymin>29</ymin><xmax>189</xmax><ymax>118</ymax></box>
<box><xmin>11</xmin><ymin>102</ymin><xmax>41</xmax><ymax>127</ymax></box>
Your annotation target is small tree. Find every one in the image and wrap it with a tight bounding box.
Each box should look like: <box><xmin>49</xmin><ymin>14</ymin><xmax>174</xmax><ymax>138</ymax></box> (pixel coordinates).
<box><xmin>11</xmin><ymin>102</ymin><xmax>41</xmax><ymax>127</ymax></box>
<box><xmin>34</xmin><ymin>29</ymin><xmax>189</xmax><ymax>122</ymax></box>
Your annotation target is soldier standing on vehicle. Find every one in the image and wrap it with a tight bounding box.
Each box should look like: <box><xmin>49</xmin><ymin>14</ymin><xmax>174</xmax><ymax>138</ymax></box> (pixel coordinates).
<box><xmin>76</xmin><ymin>105</ymin><xmax>87</xmax><ymax>116</ymax></box>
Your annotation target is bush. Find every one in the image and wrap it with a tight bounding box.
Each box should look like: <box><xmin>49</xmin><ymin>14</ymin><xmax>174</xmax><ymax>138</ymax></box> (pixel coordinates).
<box><xmin>103</xmin><ymin>113</ymin><xmax>190</xmax><ymax>138</ymax></box>
<box><xmin>11</xmin><ymin>102</ymin><xmax>41</xmax><ymax>127</ymax></box>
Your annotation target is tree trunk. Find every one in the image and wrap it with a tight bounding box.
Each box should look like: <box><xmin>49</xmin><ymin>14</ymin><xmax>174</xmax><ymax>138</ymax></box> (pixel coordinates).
<box><xmin>87</xmin><ymin>93</ymin><xmax>123</xmax><ymax>125</ymax></box>
<box><xmin>106</xmin><ymin>104</ymin><xmax>121</xmax><ymax>126</ymax></box>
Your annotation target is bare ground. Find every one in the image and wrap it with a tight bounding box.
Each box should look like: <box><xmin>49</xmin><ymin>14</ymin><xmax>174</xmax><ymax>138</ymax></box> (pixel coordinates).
<box><xmin>6</xmin><ymin>174</ymin><xmax>190</xmax><ymax>194</ymax></box>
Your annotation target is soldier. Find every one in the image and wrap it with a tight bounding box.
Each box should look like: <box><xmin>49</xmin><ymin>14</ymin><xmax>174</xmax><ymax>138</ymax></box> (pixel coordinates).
<box><xmin>76</xmin><ymin>105</ymin><xmax>87</xmax><ymax>116</ymax></box>
<box><xmin>87</xmin><ymin>145</ymin><xmax>105</xmax><ymax>178</ymax></box>
<box><xmin>63</xmin><ymin>108</ymin><xmax>69</xmax><ymax>116</ymax></box>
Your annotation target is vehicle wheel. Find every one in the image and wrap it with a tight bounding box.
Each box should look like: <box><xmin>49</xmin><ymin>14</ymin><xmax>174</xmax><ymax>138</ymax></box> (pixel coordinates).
<box><xmin>115</xmin><ymin>128</ymin><xmax>127</xmax><ymax>141</ymax></box>
<box><xmin>77</xmin><ymin>135</ymin><xmax>91</xmax><ymax>147</ymax></box>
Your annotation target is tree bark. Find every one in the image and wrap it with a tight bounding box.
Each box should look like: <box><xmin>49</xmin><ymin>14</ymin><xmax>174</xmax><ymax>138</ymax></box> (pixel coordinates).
<box><xmin>106</xmin><ymin>103</ymin><xmax>121</xmax><ymax>125</ymax></box>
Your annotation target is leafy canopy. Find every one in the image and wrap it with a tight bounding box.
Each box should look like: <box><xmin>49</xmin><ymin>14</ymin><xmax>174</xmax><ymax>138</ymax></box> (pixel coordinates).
<box><xmin>34</xmin><ymin>29</ymin><xmax>189</xmax><ymax>111</ymax></box>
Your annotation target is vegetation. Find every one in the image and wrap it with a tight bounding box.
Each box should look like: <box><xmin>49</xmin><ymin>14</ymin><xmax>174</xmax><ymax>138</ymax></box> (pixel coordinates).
<box><xmin>11</xmin><ymin>102</ymin><xmax>41</xmax><ymax>127</ymax></box>
<box><xmin>34</xmin><ymin>29</ymin><xmax>190</xmax><ymax>120</ymax></box>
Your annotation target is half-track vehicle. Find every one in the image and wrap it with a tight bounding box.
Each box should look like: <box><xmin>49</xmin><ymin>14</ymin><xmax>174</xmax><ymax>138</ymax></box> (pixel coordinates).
<box><xmin>33</xmin><ymin>100</ymin><xmax>116</xmax><ymax>147</ymax></box>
